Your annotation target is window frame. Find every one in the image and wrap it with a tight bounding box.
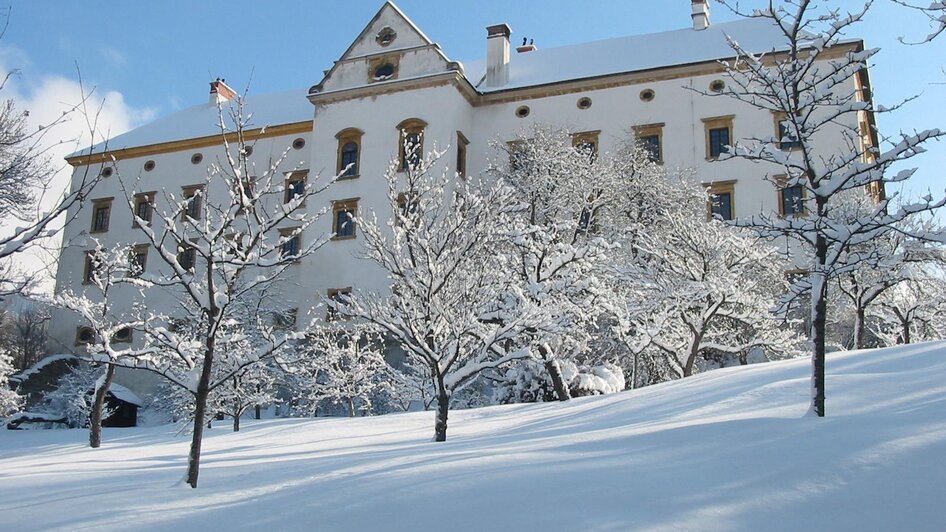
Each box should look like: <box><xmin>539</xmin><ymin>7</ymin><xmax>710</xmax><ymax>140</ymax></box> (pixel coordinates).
<box><xmin>775</xmin><ymin>175</ymin><xmax>808</xmax><ymax>217</ymax></box>
<box><xmin>82</xmin><ymin>250</ymin><xmax>96</xmax><ymax>285</ymax></box>
<box><xmin>632</xmin><ymin>122</ymin><xmax>665</xmax><ymax>164</ymax></box>
<box><xmin>284</xmin><ymin>170</ymin><xmax>309</xmax><ymax>204</ymax></box>
<box><xmin>326</xmin><ymin>287</ymin><xmax>353</xmax><ymax>321</ymax></box>
<box><xmin>131</xmin><ymin>244</ymin><xmax>149</xmax><ymax>276</ymax></box>
<box><xmin>456</xmin><ymin>131</ymin><xmax>469</xmax><ymax>178</ymax></box>
<box><xmin>177</xmin><ymin>242</ymin><xmax>197</xmax><ymax>272</ymax></box>
<box><xmin>774</xmin><ymin>112</ymin><xmax>803</xmax><ymax>151</ymax></box>
<box><xmin>331</xmin><ymin>198</ymin><xmax>359</xmax><ymax>240</ymax></box>
<box><xmin>90</xmin><ymin>197</ymin><xmax>113</xmax><ymax>233</ymax></box>
<box><xmin>571</xmin><ymin>130</ymin><xmax>600</xmax><ymax>160</ymax></box>
<box><xmin>702</xmin><ymin>115</ymin><xmax>735</xmax><ymax>160</ymax></box>
<box><xmin>75</xmin><ymin>326</ymin><xmax>96</xmax><ymax>346</ymax></box>
<box><xmin>335</xmin><ymin>128</ymin><xmax>364</xmax><ymax>180</ymax></box>
<box><xmin>132</xmin><ymin>192</ymin><xmax>155</xmax><ymax>228</ymax></box>
<box><xmin>397</xmin><ymin>118</ymin><xmax>427</xmax><ymax>172</ymax></box>
<box><xmin>705</xmin><ymin>180</ymin><xmax>737</xmax><ymax>221</ymax></box>
<box><xmin>181</xmin><ymin>185</ymin><xmax>204</xmax><ymax>221</ymax></box>
<box><xmin>279</xmin><ymin>227</ymin><xmax>302</xmax><ymax>260</ymax></box>
<box><xmin>367</xmin><ymin>55</ymin><xmax>400</xmax><ymax>83</ymax></box>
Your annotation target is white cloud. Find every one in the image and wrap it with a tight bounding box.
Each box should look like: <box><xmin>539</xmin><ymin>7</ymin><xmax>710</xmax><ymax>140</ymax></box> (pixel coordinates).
<box><xmin>0</xmin><ymin>46</ymin><xmax>157</xmax><ymax>293</ymax></box>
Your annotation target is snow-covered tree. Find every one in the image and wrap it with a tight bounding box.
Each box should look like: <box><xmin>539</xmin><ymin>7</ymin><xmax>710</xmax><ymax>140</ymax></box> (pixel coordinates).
<box><xmin>870</xmin><ymin>271</ymin><xmax>946</xmax><ymax>345</ymax></box>
<box><xmin>339</xmin><ymin>144</ymin><xmax>536</xmax><ymax>442</ymax></box>
<box><xmin>53</xmin><ymin>242</ymin><xmax>139</xmax><ymax>447</ymax></box>
<box><xmin>292</xmin><ymin>327</ymin><xmax>394</xmax><ymax>417</ymax></box>
<box><xmin>715</xmin><ymin>1</ymin><xmax>945</xmax><ymax>416</ymax></box>
<box><xmin>55</xmin><ymin>95</ymin><xmax>338</xmax><ymax>487</ymax></box>
<box><xmin>624</xmin><ymin>176</ymin><xmax>802</xmax><ymax>379</ymax></box>
<box><xmin>893</xmin><ymin>0</ymin><xmax>946</xmax><ymax>43</ymax></box>
<box><xmin>488</xmin><ymin>127</ymin><xmax>640</xmax><ymax>400</ymax></box>
<box><xmin>0</xmin><ymin>348</ymin><xmax>22</xmax><ymax>416</ymax></box>
<box><xmin>41</xmin><ymin>363</ymin><xmax>106</xmax><ymax>428</ymax></box>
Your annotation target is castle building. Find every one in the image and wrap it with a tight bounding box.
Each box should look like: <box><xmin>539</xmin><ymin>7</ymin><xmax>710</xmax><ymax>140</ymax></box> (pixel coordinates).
<box><xmin>50</xmin><ymin>1</ymin><xmax>875</xmax><ymax>393</ymax></box>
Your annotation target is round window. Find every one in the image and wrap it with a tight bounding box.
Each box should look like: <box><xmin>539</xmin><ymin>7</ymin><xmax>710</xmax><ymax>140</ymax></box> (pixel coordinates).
<box><xmin>292</xmin><ymin>137</ymin><xmax>306</xmax><ymax>150</ymax></box>
<box><xmin>515</xmin><ymin>105</ymin><xmax>531</xmax><ymax>118</ymax></box>
<box><xmin>577</xmin><ymin>97</ymin><xmax>592</xmax><ymax>110</ymax></box>
<box><xmin>242</xmin><ymin>145</ymin><xmax>254</xmax><ymax>157</ymax></box>
<box><xmin>374</xmin><ymin>63</ymin><xmax>396</xmax><ymax>80</ymax></box>
<box><xmin>101</xmin><ymin>167</ymin><xmax>113</xmax><ymax>178</ymax></box>
<box><xmin>640</xmin><ymin>89</ymin><xmax>656</xmax><ymax>102</ymax></box>
<box><xmin>710</xmin><ymin>80</ymin><xmax>726</xmax><ymax>93</ymax></box>
<box><xmin>143</xmin><ymin>160</ymin><xmax>156</xmax><ymax>172</ymax></box>
<box><xmin>191</xmin><ymin>153</ymin><xmax>203</xmax><ymax>165</ymax></box>
<box><xmin>78</xmin><ymin>327</ymin><xmax>95</xmax><ymax>344</ymax></box>
<box><xmin>376</xmin><ymin>27</ymin><xmax>397</xmax><ymax>47</ymax></box>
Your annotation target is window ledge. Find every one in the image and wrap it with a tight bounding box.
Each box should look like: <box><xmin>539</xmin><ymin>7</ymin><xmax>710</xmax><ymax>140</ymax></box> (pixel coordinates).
<box><xmin>331</xmin><ymin>235</ymin><xmax>357</xmax><ymax>241</ymax></box>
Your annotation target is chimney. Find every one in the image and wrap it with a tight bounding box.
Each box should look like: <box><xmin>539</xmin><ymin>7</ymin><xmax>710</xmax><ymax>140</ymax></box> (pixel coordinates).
<box><xmin>209</xmin><ymin>78</ymin><xmax>237</xmax><ymax>105</ymax></box>
<box><xmin>692</xmin><ymin>0</ymin><xmax>710</xmax><ymax>30</ymax></box>
<box><xmin>516</xmin><ymin>37</ymin><xmax>537</xmax><ymax>54</ymax></box>
<box><xmin>486</xmin><ymin>23</ymin><xmax>511</xmax><ymax>87</ymax></box>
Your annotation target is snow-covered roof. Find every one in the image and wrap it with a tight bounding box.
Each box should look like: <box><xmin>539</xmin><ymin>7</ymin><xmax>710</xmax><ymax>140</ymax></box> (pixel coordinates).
<box><xmin>465</xmin><ymin>18</ymin><xmax>834</xmax><ymax>92</ymax></box>
<box><xmin>72</xmin><ymin>88</ymin><xmax>313</xmax><ymax>158</ymax></box>
<box><xmin>10</xmin><ymin>354</ymin><xmax>76</xmax><ymax>383</ymax></box>
<box><xmin>108</xmin><ymin>383</ymin><xmax>143</xmax><ymax>406</ymax></box>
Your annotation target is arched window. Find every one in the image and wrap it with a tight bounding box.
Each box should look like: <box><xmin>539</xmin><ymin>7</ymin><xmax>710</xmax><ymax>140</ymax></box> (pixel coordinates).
<box><xmin>335</xmin><ymin>128</ymin><xmax>364</xmax><ymax>179</ymax></box>
<box><xmin>397</xmin><ymin>118</ymin><xmax>427</xmax><ymax>171</ymax></box>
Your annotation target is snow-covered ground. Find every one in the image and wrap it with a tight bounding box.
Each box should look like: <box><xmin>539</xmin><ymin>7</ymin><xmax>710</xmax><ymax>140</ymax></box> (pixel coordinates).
<box><xmin>3</xmin><ymin>342</ymin><xmax>946</xmax><ymax>531</ymax></box>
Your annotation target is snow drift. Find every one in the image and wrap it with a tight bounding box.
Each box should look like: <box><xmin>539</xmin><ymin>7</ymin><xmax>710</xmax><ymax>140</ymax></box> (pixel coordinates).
<box><xmin>1</xmin><ymin>341</ymin><xmax>945</xmax><ymax>531</ymax></box>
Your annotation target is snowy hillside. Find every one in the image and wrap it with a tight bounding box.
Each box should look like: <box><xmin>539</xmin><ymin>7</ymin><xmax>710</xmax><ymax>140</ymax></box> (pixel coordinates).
<box><xmin>2</xmin><ymin>342</ymin><xmax>946</xmax><ymax>531</ymax></box>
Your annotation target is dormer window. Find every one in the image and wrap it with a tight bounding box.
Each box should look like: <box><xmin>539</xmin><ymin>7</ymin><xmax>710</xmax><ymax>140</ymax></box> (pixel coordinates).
<box><xmin>374</xmin><ymin>63</ymin><xmax>395</xmax><ymax>80</ymax></box>
<box><xmin>368</xmin><ymin>55</ymin><xmax>399</xmax><ymax>83</ymax></box>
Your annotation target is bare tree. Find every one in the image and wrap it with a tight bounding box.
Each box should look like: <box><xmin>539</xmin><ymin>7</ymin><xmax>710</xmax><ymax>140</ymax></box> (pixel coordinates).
<box><xmin>339</xmin><ymin>144</ymin><xmax>537</xmax><ymax>442</ymax></box>
<box><xmin>56</xmin><ymin>94</ymin><xmax>337</xmax><ymax>487</ymax></box>
<box><xmin>716</xmin><ymin>1</ymin><xmax>945</xmax><ymax>416</ymax></box>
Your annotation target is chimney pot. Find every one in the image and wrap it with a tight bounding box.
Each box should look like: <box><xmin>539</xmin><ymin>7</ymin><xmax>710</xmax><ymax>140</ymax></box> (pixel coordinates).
<box><xmin>209</xmin><ymin>79</ymin><xmax>237</xmax><ymax>105</ymax></box>
<box><xmin>486</xmin><ymin>23</ymin><xmax>512</xmax><ymax>86</ymax></box>
<box><xmin>692</xmin><ymin>0</ymin><xmax>711</xmax><ymax>30</ymax></box>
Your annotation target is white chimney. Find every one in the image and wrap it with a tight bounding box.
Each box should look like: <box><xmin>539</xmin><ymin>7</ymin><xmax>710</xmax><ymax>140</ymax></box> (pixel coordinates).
<box><xmin>486</xmin><ymin>23</ymin><xmax>511</xmax><ymax>87</ymax></box>
<box><xmin>692</xmin><ymin>0</ymin><xmax>711</xmax><ymax>31</ymax></box>
<box><xmin>209</xmin><ymin>78</ymin><xmax>237</xmax><ymax>105</ymax></box>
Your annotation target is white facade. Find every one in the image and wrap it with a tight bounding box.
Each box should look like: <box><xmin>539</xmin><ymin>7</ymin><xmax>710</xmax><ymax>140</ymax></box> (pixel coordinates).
<box><xmin>49</xmin><ymin>1</ymin><xmax>871</xmax><ymax>394</ymax></box>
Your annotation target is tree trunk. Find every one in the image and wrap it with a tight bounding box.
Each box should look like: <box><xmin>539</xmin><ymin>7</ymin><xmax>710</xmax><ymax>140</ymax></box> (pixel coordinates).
<box><xmin>186</xmin><ymin>338</ymin><xmax>216</xmax><ymax>488</ymax></box>
<box><xmin>347</xmin><ymin>397</ymin><xmax>355</xmax><ymax>417</ymax></box>
<box><xmin>538</xmin><ymin>345</ymin><xmax>571</xmax><ymax>401</ymax></box>
<box><xmin>853</xmin><ymin>307</ymin><xmax>866</xmax><ymax>349</ymax></box>
<box><xmin>544</xmin><ymin>358</ymin><xmax>572</xmax><ymax>401</ymax></box>
<box><xmin>233</xmin><ymin>407</ymin><xmax>240</xmax><ymax>432</ymax></box>
<box><xmin>255</xmin><ymin>404</ymin><xmax>261</xmax><ymax>419</ymax></box>
<box><xmin>810</xmin><ymin>241</ymin><xmax>828</xmax><ymax>418</ymax></box>
<box><xmin>683</xmin><ymin>333</ymin><xmax>703</xmax><ymax>378</ymax></box>
<box><xmin>434</xmin><ymin>374</ymin><xmax>449</xmax><ymax>442</ymax></box>
<box><xmin>89</xmin><ymin>363</ymin><xmax>116</xmax><ymax>448</ymax></box>
<box><xmin>901</xmin><ymin>317</ymin><xmax>911</xmax><ymax>345</ymax></box>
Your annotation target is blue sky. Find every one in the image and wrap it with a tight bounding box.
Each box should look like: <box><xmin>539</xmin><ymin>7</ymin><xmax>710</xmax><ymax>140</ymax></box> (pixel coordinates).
<box><xmin>5</xmin><ymin>0</ymin><xmax>946</xmax><ymax>201</ymax></box>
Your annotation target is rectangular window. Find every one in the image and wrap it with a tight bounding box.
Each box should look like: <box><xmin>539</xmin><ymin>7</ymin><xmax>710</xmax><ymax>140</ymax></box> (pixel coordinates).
<box><xmin>326</xmin><ymin>287</ymin><xmax>352</xmax><ymax>321</ymax></box>
<box><xmin>571</xmin><ymin>131</ymin><xmax>600</xmax><ymax>160</ymax></box>
<box><xmin>284</xmin><ymin>170</ymin><xmax>308</xmax><ymax>204</ymax></box>
<box><xmin>703</xmin><ymin>116</ymin><xmax>734</xmax><ymax>160</ymax></box>
<box><xmin>774</xmin><ymin>112</ymin><xmax>802</xmax><ymax>150</ymax></box>
<box><xmin>632</xmin><ymin>123</ymin><xmax>665</xmax><ymax>164</ymax></box>
<box><xmin>332</xmin><ymin>198</ymin><xmax>359</xmax><ymax>240</ymax></box>
<box><xmin>90</xmin><ymin>198</ymin><xmax>112</xmax><ymax>233</ymax></box>
<box><xmin>456</xmin><ymin>131</ymin><xmax>469</xmax><ymax>178</ymax></box>
<box><xmin>705</xmin><ymin>180</ymin><xmax>736</xmax><ymax>221</ymax></box>
<box><xmin>280</xmin><ymin>228</ymin><xmax>301</xmax><ymax>259</ymax></box>
<box><xmin>182</xmin><ymin>185</ymin><xmax>204</xmax><ymax>220</ymax></box>
<box><xmin>508</xmin><ymin>140</ymin><xmax>528</xmax><ymax>172</ymax></box>
<box><xmin>131</xmin><ymin>244</ymin><xmax>149</xmax><ymax>276</ymax></box>
<box><xmin>178</xmin><ymin>244</ymin><xmax>196</xmax><ymax>271</ymax></box>
<box><xmin>83</xmin><ymin>251</ymin><xmax>96</xmax><ymax>284</ymax></box>
<box><xmin>133</xmin><ymin>192</ymin><xmax>155</xmax><ymax>227</ymax></box>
